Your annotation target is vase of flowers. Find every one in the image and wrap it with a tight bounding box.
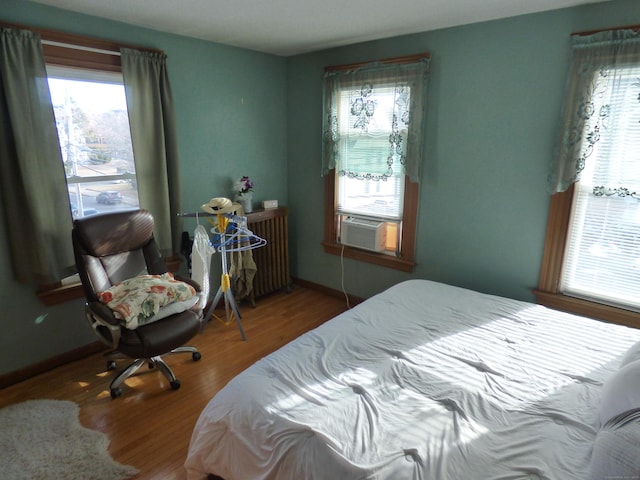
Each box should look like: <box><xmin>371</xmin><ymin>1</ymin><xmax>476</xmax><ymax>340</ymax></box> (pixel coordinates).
<box><xmin>234</xmin><ymin>176</ymin><xmax>254</xmax><ymax>213</ymax></box>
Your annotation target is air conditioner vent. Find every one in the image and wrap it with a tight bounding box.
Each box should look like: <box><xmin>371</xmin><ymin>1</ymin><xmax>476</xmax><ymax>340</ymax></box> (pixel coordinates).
<box><xmin>340</xmin><ymin>217</ymin><xmax>386</xmax><ymax>252</ymax></box>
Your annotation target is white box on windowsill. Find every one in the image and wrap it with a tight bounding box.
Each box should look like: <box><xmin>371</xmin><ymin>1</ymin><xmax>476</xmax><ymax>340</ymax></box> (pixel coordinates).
<box><xmin>262</xmin><ymin>200</ymin><xmax>278</xmax><ymax>209</ymax></box>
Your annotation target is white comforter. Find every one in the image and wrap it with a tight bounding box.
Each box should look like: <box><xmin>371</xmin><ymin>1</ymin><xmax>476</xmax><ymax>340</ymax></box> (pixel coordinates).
<box><xmin>185</xmin><ymin>279</ymin><xmax>640</xmax><ymax>479</ymax></box>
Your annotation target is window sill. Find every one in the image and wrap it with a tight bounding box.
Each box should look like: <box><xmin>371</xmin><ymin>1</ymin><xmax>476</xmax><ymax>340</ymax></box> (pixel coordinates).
<box><xmin>322</xmin><ymin>241</ymin><xmax>415</xmax><ymax>273</ymax></box>
<box><xmin>37</xmin><ymin>282</ymin><xmax>85</xmax><ymax>306</ymax></box>
<box><xmin>533</xmin><ymin>289</ymin><xmax>640</xmax><ymax>330</ymax></box>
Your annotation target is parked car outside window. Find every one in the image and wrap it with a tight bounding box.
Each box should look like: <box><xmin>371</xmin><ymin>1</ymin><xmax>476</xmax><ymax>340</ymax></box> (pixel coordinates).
<box><xmin>96</xmin><ymin>191</ymin><xmax>123</xmax><ymax>204</ymax></box>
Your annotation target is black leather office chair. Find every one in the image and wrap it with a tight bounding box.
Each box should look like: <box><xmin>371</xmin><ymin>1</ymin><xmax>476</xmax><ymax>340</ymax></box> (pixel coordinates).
<box><xmin>72</xmin><ymin>209</ymin><xmax>204</xmax><ymax>398</ymax></box>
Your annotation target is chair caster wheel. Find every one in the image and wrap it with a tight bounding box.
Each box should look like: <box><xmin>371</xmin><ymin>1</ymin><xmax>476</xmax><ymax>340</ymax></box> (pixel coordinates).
<box><xmin>110</xmin><ymin>387</ymin><xmax>122</xmax><ymax>399</ymax></box>
<box><xmin>170</xmin><ymin>380</ymin><xmax>181</xmax><ymax>390</ymax></box>
<box><xmin>107</xmin><ymin>361</ymin><xmax>117</xmax><ymax>371</ymax></box>
<box><xmin>192</xmin><ymin>352</ymin><xmax>202</xmax><ymax>361</ymax></box>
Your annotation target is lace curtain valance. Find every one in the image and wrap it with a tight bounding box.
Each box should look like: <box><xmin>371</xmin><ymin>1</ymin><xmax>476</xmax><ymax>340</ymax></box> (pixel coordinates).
<box><xmin>548</xmin><ymin>28</ymin><xmax>640</xmax><ymax>194</ymax></box>
<box><xmin>322</xmin><ymin>58</ymin><xmax>430</xmax><ymax>183</ymax></box>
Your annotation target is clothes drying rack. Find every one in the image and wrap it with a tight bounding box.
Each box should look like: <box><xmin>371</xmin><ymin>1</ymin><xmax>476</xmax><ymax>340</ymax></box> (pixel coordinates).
<box><xmin>178</xmin><ymin>210</ymin><xmax>266</xmax><ymax>341</ymax></box>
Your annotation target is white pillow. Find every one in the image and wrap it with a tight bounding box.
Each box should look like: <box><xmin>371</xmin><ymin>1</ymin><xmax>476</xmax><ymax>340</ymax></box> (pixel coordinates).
<box><xmin>98</xmin><ymin>273</ymin><xmax>197</xmax><ymax>329</ymax></box>
<box><xmin>140</xmin><ymin>296</ymin><xmax>199</xmax><ymax>327</ymax></box>
<box><xmin>599</xmin><ymin>359</ymin><xmax>640</xmax><ymax>425</ymax></box>
<box><xmin>620</xmin><ymin>341</ymin><xmax>640</xmax><ymax>368</ymax></box>
<box><xmin>589</xmin><ymin>410</ymin><xmax>640</xmax><ymax>480</ymax></box>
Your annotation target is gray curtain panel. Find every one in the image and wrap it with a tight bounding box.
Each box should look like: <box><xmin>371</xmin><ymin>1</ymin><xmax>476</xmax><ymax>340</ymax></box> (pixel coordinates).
<box><xmin>0</xmin><ymin>28</ymin><xmax>75</xmax><ymax>284</ymax></box>
<box><xmin>121</xmin><ymin>47</ymin><xmax>182</xmax><ymax>256</ymax></box>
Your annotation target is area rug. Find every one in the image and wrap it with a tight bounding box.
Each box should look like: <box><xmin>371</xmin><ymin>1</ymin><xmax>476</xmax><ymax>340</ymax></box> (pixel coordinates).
<box><xmin>0</xmin><ymin>399</ymin><xmax>138</xmax><ymax>480</ymax></box>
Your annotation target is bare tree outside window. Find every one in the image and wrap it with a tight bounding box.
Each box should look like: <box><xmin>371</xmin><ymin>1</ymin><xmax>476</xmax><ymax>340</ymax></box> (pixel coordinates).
<box><xmin>47</xmin><ymin>70</ymin><xmax>139</xmax><ymax>219</ymax></box>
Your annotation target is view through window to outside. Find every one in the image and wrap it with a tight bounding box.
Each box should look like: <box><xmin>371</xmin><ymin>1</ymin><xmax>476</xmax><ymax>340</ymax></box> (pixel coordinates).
<box><xmin>335</xmin><ymin>86</ymin><xmax>406</xmax><ymax>253</ymax></box>
<box><xmin>561</xmin><ymin>66</ymin><xmax>640</xmax><ymax>311</ymax></box>
<box><xmin>47</xmin><ymin>68</ymin><xmax>139</xmax><ymax>219</ymax></box>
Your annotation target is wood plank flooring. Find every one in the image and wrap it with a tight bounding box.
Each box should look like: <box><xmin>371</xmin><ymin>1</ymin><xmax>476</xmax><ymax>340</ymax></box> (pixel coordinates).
<box><xmin>0</xmin><ymin>284</ymin><xmax>350</xmax><ymax>480</ymax></box>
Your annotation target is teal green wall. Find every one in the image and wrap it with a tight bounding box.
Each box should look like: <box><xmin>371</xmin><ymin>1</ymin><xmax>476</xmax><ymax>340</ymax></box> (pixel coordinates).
<box><xmin>0</xmin><ymin>0</ymin><xmax>286</xmax><ymax>375</ymax></box>
<box><xmin>1</xmin><ymin>0</ymin><xmax>638</xmax><ymax>376</ymax></box>
<box><xmin>286</xmin><ymin>0</ymin><xmax>640</xmax><ymax>302</ymax></box>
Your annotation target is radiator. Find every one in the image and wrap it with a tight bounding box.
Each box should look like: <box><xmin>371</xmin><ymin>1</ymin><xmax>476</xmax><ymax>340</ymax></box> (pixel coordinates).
<box><xmin>245</xmin><ymin>207</ymin><xmax>290</xmax><ymax>301</ymax></box>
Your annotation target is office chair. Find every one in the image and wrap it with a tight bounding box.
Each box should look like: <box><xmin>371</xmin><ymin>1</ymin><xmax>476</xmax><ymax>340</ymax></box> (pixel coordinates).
<box><xmin>72</xmin><ymin>209</ymin><xmax>204</xmax><ymax>398</ymax></box>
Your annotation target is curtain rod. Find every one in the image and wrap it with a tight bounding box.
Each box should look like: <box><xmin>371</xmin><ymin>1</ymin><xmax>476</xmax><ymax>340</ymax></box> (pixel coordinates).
<box><xmin>0</xmin><ymin>21</ymin><xmax>164</xmax><ymax>55</ymax></box>
<box><xmin>572</xmin><ymin>24</ymin><xmax>640</xmax><ymax>37</ymax></box>
<box><xmin>325</xmin><ymin>53</ymin><xmax>430</xmax><ymax>73</ymax></box>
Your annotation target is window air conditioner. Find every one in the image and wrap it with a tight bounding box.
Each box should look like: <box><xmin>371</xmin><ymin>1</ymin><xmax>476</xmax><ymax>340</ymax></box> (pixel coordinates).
<box><xmin>340</xmin><ymin>216</ymin><xmax>386</xmax><ymax>252</ymax></box>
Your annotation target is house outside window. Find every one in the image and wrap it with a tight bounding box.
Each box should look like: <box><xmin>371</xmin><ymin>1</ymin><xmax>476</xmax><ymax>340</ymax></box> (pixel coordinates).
<box><xmin>321</xmin><ymin>55</ymin><xmax>429</xmax><ymax>272</ymax></box>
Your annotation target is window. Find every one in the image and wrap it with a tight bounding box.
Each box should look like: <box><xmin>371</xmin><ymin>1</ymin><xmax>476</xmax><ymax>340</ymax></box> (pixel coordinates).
<box><xmin>1</xmin><ymin>23</ymin><xmax>179</xmax><ymax>302</ymax></box>
<box><xmin>47</xmin><ymin>66</ymin><xmax>139</xmax><ymax>220</ymax></box>
<box><xmin>335</xmin><ymin>84</ymin><xmax>405</xmax><ymax>254</ymax></box>
<box><xmin>561</xmin><ymin>65</ymin><xmax>640</xmax><ymax>310</ymax></box>
<box><xmin>536</xmin><ymin>28</ymin><xmax>640</xmax><ymax>329</ymax></box>
<box><xmin>322</xmin><ymin>55</ymin><xmax>429</xmax><ymax>272</ymax></box>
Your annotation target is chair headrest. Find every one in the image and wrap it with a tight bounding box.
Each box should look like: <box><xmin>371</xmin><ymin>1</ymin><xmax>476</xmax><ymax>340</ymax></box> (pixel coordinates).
<box><xmin>73</xmin><ymin>209</ymin><xmax>155</xmax><ymax>257</ymax></box>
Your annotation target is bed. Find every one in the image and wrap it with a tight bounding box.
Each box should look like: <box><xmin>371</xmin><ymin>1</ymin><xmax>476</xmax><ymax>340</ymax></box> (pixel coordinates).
<box><xmin>185</xmin><ymin>279</ymin><xmax>640</xmax><ymax>479</ymax></box>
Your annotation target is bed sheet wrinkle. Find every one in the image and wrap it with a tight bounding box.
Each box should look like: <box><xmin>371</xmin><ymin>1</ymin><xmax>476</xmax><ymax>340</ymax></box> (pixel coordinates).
<box><xmin>186</xmin><ymin>279</ymin><xmax>640</xmax><ymax>480</ymax></box>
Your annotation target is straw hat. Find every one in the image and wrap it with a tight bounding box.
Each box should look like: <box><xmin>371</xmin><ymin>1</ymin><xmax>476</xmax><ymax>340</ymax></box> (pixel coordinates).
<box><xmin>201</xmin><ymin>197</ymin><xmax>235</xmax><ymax>214</ymax></box>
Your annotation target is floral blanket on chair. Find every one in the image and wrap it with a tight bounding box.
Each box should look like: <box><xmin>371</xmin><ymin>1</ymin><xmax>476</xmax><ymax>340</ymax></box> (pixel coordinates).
<box><xmin>97</xmin><ymin>273</ymin><xmax>197</xmax><ymax>329</ymax></box>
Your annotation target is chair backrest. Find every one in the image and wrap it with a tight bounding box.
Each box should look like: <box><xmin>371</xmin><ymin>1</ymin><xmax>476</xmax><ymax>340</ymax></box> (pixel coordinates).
<box><xmin>72</xmin><ymin>209</ymin><xmax>167</xmax><ymax>302</ymax></box>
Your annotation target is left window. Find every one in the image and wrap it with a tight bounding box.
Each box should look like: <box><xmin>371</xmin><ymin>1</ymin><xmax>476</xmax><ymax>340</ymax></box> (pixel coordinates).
<box><xmin>36</xmin><ymin>28</ymin><xmax>140</xmax><ymax>301</ymax></box>
<box><xmin>47</xmin><ymin>66</ymin><xmax>139</xmax><ymax>219</ymax></box>
<box><xmin>1</xmin><ymin>24</ymin><xmax>174</xmax><ymax>302</ymax></box>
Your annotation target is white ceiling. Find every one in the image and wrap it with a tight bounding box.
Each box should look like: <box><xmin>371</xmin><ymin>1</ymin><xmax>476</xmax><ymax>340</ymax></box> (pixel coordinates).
<box><xmin>28</xmin><ymin>0</ymin><xmax>609</xmax><ymax>56</ymax></box>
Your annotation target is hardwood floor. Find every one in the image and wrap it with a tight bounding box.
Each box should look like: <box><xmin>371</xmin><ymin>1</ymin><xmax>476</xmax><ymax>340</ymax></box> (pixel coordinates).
<box><xmin>0</xmin><ymin>284</ymin><xmax>350</xmax><ymax>479</ymax></box>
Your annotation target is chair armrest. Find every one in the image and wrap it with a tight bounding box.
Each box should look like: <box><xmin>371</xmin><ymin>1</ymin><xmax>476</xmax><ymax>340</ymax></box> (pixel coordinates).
<box><xmin>85</xmin><ymin>301</ymin><xmax>121</xmax><ymax>349</ymax></box>
<box><xmin>173</xmin><ymin>275</ymin><xmax>207</xmax><ymax>320</ymax></box>
<box><xmin>174</xmin><ymin>274</ymin><xmax>201</xmax><ymax>292</ymax></box>
<box><xmin>87</xmin><ymin>301</ymin><xmax>120</xmax><ymax>325</ymax></box>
